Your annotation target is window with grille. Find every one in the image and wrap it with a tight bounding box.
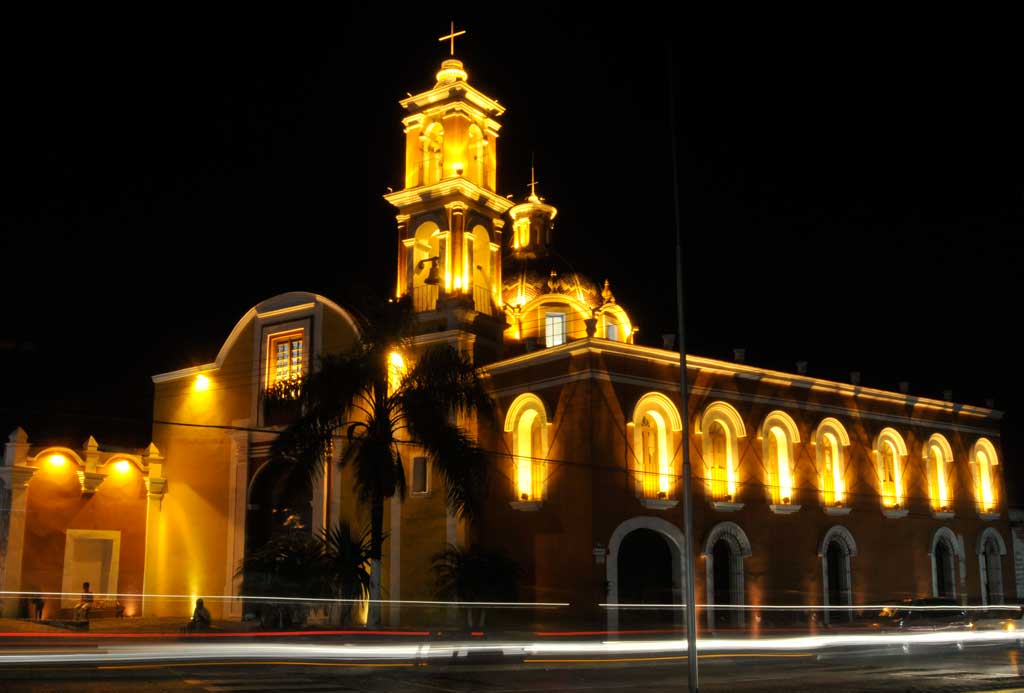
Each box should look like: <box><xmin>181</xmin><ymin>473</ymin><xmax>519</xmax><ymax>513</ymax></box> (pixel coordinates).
<box><xmin>268</xmin><ymin>330</ymin><xmax>304</xmax><ymax>387</ymax></box>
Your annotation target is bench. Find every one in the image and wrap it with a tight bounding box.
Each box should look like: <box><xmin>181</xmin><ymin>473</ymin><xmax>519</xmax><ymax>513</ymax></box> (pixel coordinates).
<box><xmin>57</xmin><ymin>600</ymin><xmax>126</xmax><ymax>622</ymax></box>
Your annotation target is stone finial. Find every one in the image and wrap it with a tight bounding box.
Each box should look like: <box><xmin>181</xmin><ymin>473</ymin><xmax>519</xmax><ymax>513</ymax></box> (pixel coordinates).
<box><xmin>601</xmin><ymin>279</ymin><xmax>615</xmax><ymax>304</ymax></box>
<box><xmin>83</xmin><ymin>436</ymin><xmax>100</xmax><ymax>453</ymax></box>
<box><xmin>662</xmin><ymin>334</ymin><xmax>676</xmax><ymax>350</ymax></box>
<box><xmin>898</xmin><ymin>381</ymin><xmax>910</xmax><ymax>394</ymax></box>
<box><xmin>144</xmin><ymin>442</ymin><xmax>163</xmax><ymax>461</ymax></box>
<box><xmin>5</xmin><ymin>427</ymin><xmax>30</xmax><ymax>467</ymax></box>
<box><xmin>733</xmin><ymin>348</ymin><xmax>746</xmax><ymax>364</ymax></box>
<box><xmin>796</xmin><ymin>361</ymin><xmax>808</xmax><ymax>375</ymax></box>
<box><xmin>942</xmin><ymin>389</ymin><xmax>953</xmax><ymax>402</ymax></box>
<box><xmin>850</xmin><ymin>372</ymin><xmax>861</xmax><ymax>386</ymax></box>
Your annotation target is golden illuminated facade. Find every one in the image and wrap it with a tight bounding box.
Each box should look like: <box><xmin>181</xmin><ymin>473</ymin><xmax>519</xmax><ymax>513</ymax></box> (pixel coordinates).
<box><xmin>0</xmin><ymin>38</ymin><xmax>1015</xmax><ymax>627</ymax></box>
<box><xmin>383</xmin><ymin>56</ymin><xmax>512</xmax><ymax>351</ymax></box>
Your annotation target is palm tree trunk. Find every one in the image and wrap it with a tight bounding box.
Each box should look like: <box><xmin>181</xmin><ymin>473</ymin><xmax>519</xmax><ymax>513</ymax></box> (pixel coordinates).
<box><xmin>367</xmin><ymin>494</ymin><xmax>384</xmax><ymax>626</ymax></box>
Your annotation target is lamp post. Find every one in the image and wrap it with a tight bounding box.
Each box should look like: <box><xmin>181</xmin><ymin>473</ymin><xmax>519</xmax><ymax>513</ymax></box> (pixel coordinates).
<box><xmin>668</xmin><ymin>43</ymin><xmax>699</xmax><ymax>693</ymax></box>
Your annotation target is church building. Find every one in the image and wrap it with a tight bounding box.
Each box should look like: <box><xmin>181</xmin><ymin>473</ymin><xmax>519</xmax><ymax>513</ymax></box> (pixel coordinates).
<box><xmin>0</xmin><ymin>44</ymin><xmax>1013</xmax><ymax>628</ymax></box>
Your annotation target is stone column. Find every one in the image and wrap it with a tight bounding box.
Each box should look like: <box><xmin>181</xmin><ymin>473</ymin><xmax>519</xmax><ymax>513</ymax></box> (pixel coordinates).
<box><xmin>1</xmin><ymin>428</ymin><xmax>35</xmax><ymax>618</ymax></box>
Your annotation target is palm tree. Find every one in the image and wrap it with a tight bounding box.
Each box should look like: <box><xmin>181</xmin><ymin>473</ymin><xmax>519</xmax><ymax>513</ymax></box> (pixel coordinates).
<box><xmin>432</xmin><ymin>544</ymin><xmax>519</xmax><ymax>628</ymax></box>
<box><xmin>267</xmin><ymin>297</ymin><xmax>493</xmax><ymax>625</ymax></box>
<box><xmin>238</xmin><ymin>521</ymin><xmax>373</xmax><ymax>628</ymax></box>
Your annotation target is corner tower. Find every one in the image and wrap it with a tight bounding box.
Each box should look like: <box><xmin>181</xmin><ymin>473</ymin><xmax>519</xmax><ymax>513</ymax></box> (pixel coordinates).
<box><xmin>384</xmin><ymin>35</ymin><xmax>514</xmax><ymax>357</ymax></box>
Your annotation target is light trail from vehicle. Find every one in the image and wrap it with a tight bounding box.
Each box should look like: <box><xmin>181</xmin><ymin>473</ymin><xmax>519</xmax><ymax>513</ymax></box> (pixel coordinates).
<box><xmin>0</xmin><ymin>629</ymin><xmax>1020</xmax><ymax>666</ymax></box>
<box><xmin>0</xmin><ymin>590</ymin><xmax>568</xmax><ymax>608</ymax></box>
<box><xmin>602</xmin><ymin>603</ymin><xmax>1023</xmax><ymax>612</ymax></box>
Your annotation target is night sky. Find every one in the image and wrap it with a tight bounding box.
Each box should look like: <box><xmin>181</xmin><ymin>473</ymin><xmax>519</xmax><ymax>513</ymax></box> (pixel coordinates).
<box><xmin>2</xmin><ymin>9</ymin><xmax>1021</xmax><ymax>496</ymax></box>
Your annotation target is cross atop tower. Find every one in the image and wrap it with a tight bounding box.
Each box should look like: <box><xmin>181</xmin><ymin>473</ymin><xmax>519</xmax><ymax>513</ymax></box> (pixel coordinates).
<box><xmin>529</xmin><ymin>156</ymin><xmax>540</xmax><ymax>200</ymax></box>
<box><xmin>438</xmin><ymin>21</ymin><xmax>466</xmax><ymax>57</ymax></box>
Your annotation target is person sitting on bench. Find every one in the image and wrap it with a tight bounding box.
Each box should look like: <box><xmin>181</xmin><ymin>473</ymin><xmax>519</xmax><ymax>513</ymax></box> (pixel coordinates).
<box><xmin>187</xmin><ymin>598</ymin><xmax>211</xmax><ymax>632</ymax></box>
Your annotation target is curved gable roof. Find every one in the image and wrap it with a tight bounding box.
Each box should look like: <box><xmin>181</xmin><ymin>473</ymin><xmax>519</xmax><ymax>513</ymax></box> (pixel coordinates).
<box><xmin>152</xmin><ymin>291</ymin><xmax>360</xmax><ymax>383</ymax></box>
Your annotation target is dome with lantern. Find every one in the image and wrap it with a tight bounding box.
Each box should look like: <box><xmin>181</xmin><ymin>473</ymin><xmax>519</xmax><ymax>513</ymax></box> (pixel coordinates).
<box><xmin>501</xmin><ymin>181</ymin><xmax>633</xmax><ymax>346</ymax></box>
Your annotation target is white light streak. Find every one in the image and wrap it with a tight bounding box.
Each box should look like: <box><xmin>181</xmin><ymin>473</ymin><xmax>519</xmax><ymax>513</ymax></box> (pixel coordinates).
<box><xmin>0</xmin><ymin>590</ymin><xmax>567</xmax><ymax>608</ymax></box>
<box><xmin>0</xmin><ymin>630</ymin><xmax>1020</xmax><ymax>666</ymax></box>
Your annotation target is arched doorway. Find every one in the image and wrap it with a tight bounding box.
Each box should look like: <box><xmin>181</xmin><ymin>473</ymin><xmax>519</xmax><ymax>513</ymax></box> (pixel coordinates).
<box><xmin>245</xmin><ymin>460</ymin><xmax>312</xmax><ymax>555</ymax></box>
<box><xmin>819</xmin><ymin>525</ymin><xmax>857</xmax><ymax>624</ymax></box>
<box><xmin>618</xmin><ymin>529</ymin><xmax>674</xmax><ymax>627</ymax></box>
<box><xmin>978</xmin><ymin>528</ymin><xmax>1007</xmax><ymax>606</ymax></box>
<box><xmin>606</xmin><ymin>516</ymin><xmax>687</xmax><ymax>632</ymax></box>
<box><xmin>712</xmin><ymin>539</ymin><xmax>735</xmax><ymax>627</ymax></box>
<box><xmin>930</xmin><ymin>527</ymin><xmax>964</xmax><ymax>602</ymax></box>
<box><xmin>702</xmin><ymin>521</ymin><xmax>752</xmax><ymax>629</ymax></box>
<box><xmin>825</xmin><ymin>541</ymin><xmax>844</xmax><ymax>606</ymax></box>
<box><xmin>934</xmin><ymin>541</ymin><xmax>953</xmax><ymax>599</ymax></box>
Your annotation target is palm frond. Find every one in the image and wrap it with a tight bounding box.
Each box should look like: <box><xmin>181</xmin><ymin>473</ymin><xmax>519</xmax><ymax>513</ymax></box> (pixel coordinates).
<box><xmin>431</xmin><ymin>544</ymin><xmax>519</xmax><ymax>603</ymax></box>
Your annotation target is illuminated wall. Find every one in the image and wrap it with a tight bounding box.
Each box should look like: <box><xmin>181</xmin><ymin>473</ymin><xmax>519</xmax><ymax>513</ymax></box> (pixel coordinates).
<box><xmin>19</xmin><ymin>449</ymin><xmax>148</xmax><ymax>619</ymax></box>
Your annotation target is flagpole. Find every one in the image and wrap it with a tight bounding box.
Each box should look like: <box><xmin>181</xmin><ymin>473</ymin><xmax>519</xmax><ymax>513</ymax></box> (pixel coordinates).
<box><xmin>667</xmin><ymin>42</ymin><xmax>699</xmax><ymax>693</ymax></box>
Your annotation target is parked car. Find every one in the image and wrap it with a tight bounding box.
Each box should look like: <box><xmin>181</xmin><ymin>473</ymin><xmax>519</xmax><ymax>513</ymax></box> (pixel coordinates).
<box><xmin>869</xmin><ymin>598</ymin><xmax>972</xmax><ymax>632</ymax></box>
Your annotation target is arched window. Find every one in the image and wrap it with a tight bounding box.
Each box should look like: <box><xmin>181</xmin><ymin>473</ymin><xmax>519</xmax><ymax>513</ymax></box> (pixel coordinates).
<box><xmin>760</xmin><ymin>411</ymin><xmax>799</xmax><ymax>506</ymax></box>
<box><xmin>631</xmin><ymin>393</ymin><xmax>682</xmax><ymax>500</ymax></box>
<box><xmin>924</xmin><ymin>434</ymin><xmax>954</xmax><ymax>512</ymax></box>
<box><xmin>422</xmin><ymin>123</ymin><xmax>444</xmax><ymax>185</ymax></box>
<box><xmin>709</xmin><ymin>424</ymin><xmax>728</xmax><ymax>500</ymax></box>
<box><xmin>504</xmin><ymin>394</ymin><xmax>550</xmax><ymax>503</ymax></box>
<box><xmin>410</xmin><ymin>222</ymin><xmax>444</xmax><ymax>311</ymax></box>
<box><xmin>815</xmin><ymin>418</ymin><xmax>850</xmax><ymax>508</ymax></box>
<box><xmin>467</xmin><ymin>124</ymin><xmax>485</xmax><ymax>185</ymax></box>
<box><xmin>700</xmin><ymin>402</ymin><xmax>746</xmax><ymax>505</ymax></box>
<box><xmin>971</xmin><ymin>438</ymin><xmax>1000</xmax><ymax>514</ymax></box>
<box><xmin>873</xmin><ymin>428</ymin><xmax>907</xmax><ymax>509</ymax></box>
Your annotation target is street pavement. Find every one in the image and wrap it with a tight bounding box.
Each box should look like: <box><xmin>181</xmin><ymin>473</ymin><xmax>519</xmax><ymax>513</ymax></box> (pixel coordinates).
<box><xmin>1</xmin><ymin>642</ymin><xmax>1023</xmax><ymax>692</ymax></box>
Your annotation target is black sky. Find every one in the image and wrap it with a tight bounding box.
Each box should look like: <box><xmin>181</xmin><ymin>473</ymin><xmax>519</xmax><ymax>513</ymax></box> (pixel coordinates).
<box><xmin>2</xmin><ymin>8</ymin><xmax>1021</xmax><ymax>495</ymax></box>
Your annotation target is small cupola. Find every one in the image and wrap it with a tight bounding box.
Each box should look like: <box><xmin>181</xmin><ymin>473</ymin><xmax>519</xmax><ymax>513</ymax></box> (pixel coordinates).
<box><xmin>508</xmin><ymin>165</ymin><xmax>557</xmax><ymax>259</ymax></box>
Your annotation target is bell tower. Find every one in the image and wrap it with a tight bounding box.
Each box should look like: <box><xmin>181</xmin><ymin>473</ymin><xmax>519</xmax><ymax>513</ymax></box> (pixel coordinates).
<box><xmin>384</xmin><ymin>25</ymin><xmax>513</xmax><ymax>358</ymax></box>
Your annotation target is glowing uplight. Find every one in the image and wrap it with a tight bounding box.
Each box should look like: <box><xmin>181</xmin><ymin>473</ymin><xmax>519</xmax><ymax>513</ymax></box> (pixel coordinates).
<box><xmin>979</xmin><ymin>449</ymin><xmax>995</xmax><ymax>511</ymax></box>
<box><xmin>194</xmin><ymin>374</ymin><xmax>210</xmax><ymax>392</ymax></box>
<box><xmin>47</xmin><ymin>454</ymin><xmax>68</xmax><ymax>468</ymax></box>
<box><xmin>388</xmin><ymin>351</ymin><xmax>407</xmax><ymax>395</ymax></box>
<box><xmin>113</xmin><ymin>460</ymin><xmax>131</xmax><ymax>474</ymax></box>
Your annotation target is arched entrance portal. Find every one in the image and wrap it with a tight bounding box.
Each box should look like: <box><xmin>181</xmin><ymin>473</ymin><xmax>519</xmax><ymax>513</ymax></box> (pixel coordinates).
<box><xmin>618</xmin><ymin>529</ymin><xmax>674</xmax><ymax>627</ymax></box>
<box><xmin>245</xmin><ymin>460</ymin><xmax>313</xmax><ymax>555</ymax></box>
<box><xmin>606</xmin><ymin>517</ymin><xmax>686</xmax><ymax>632</ymax></box>
<box><xmin>819</xmin><ymin>525</ymin><xmax>857</xmax><ymax>624</ymax></box>
<box><xmin>929</xmin><ymin>527</ymin><xmax>964</xmax><ymax>602</ymax></box>
<box><xmin>702</xmin><ymin>521</ymin><xmax>752</xmax><ymax>629</ymax></box>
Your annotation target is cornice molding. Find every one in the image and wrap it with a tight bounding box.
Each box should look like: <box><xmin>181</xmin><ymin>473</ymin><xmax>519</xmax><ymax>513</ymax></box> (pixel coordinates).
<box><xmin>384</xmin><ymin>178</ymin><xmax>515</xmax><ymax>215</ymax></box>
<box><xmin>483</xmin><ymin>338</ymin><xmax>1000</xmax><ymax>422</ymax></box>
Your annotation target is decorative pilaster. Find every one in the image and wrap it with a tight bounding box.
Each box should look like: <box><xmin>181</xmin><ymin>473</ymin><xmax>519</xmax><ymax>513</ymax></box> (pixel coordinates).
<box><xmin>1</xmin><ymin>429</ymin><xmax>36</xmax><ymax>617</ymax></box>
<box><xmin>141</xmin><ymin>442</ymin><xmax>165</xmax><ymax>617</ymax></box>
<box><xmin>224</xmin><ymin>431</ymin><xmax>248</xmax><ymax>619</ymax></box>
